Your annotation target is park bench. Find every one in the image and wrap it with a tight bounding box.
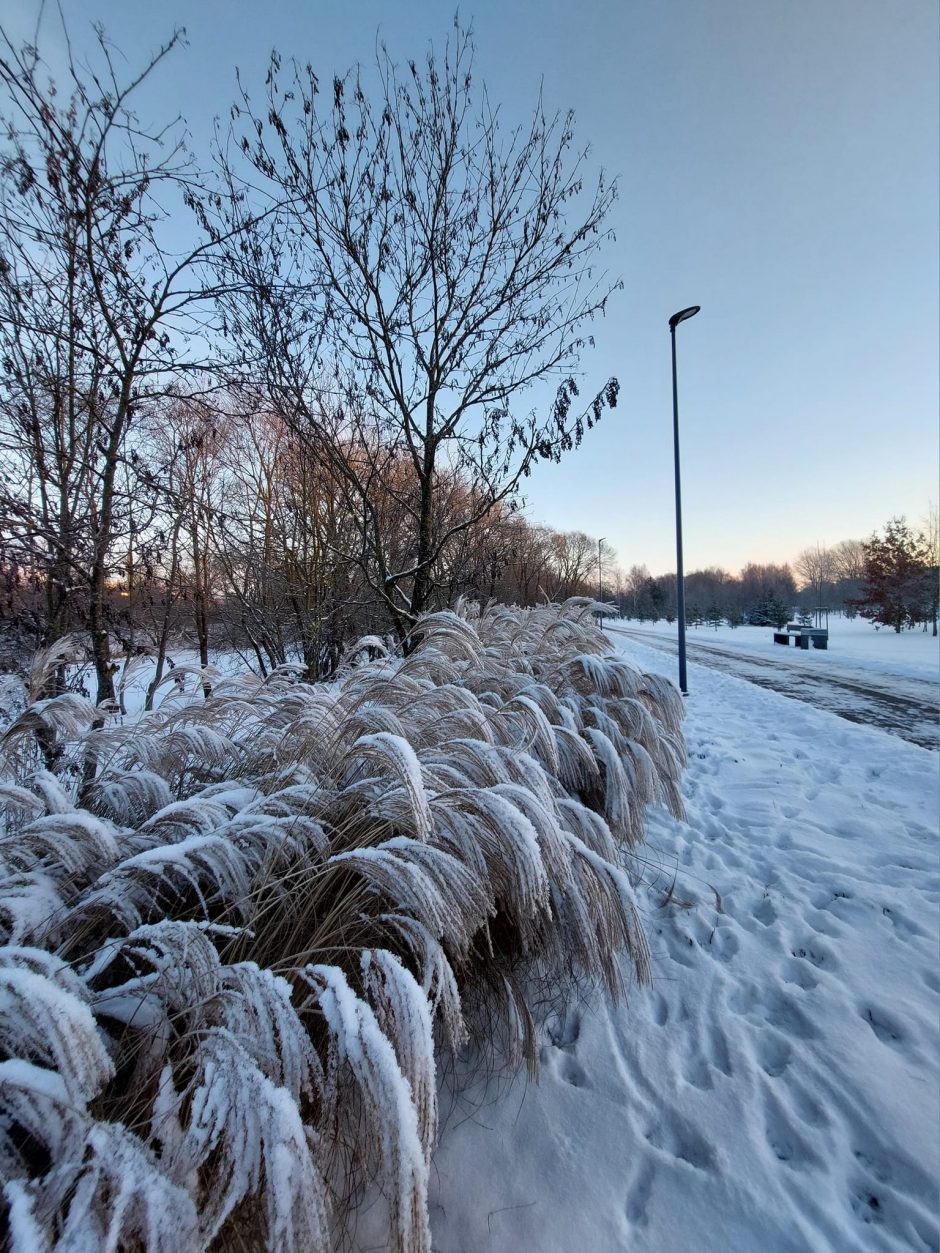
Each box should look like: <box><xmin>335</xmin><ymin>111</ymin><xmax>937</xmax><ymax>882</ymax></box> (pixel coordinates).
<box><xmin>773</xmin><ymin>624</ymin><xmax>829</xmax><ymax>650</ymax></box>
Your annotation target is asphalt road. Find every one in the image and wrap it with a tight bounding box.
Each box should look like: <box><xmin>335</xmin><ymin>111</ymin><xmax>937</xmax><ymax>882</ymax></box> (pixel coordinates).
<box><xmin>607</xmin><ymin>626</ymin><xmax>940</xmax><ymax>752</ymax></box>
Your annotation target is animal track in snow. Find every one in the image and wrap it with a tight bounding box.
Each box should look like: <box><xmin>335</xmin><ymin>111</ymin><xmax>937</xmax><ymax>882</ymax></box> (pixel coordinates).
<box><xmin>852</xmin><ymin>1142</ymin><xmax>937</xmax><ymax>1210</ymax></box>
<box><xmin>624</xmin><ymin>1159</ymin><xmax>655</xmax><ymax>1228</ymax></box>
<box><xmin>546</xmin><ymin>1008</ymin><xmax>581</xmax><ymax>1052</ymax></box>
<box><xmin>754</xmin><ymin>897</ymin><xmax>777</xmax><ymax>927</ymax></box>
<box><xmin>804</xmin><ymin>909</ymin><xmax>844</xmax><ymax>939</ymax></box>
<box><xmin>763</xmin><ymin>990</ymin><xmax>817</xmax><ymax>1039</ymax></box>
<box><xmin>729</xmin><ymin>984</ymin><xmax>817</xmax><ymax>1040</ymax></box>
<box><xmin>644</xmin><ymin>1116</ymin><xmax>715</xmax><ymax>1171</ymax></box>
<box><xmin>756</xmin><ymin>1032</ymin><xmax>792</xmax><ymax>1077</ymax></box>
<box><xmin>762</xmin><ymin>1087</ymin><xmax>818</xmax><ymax>1170</ymax></box>
<box><xmin>681</xmin><ymin>1052</ymin><xmax>713</xmax><ymax>1091</ymax></box>
<box><xmin>705</xmin><ymin>1024</ymin><xmax>733</xmax><ymax>1077</ymax></box>
<box><xmin>847</xmin><ymin>1166</ymin><xmax>940</xmax><ymax>1250</ymax></box>
<box><xmin>880</xmin><ymin>905</ymin><xmax>927</xmax><ymax>942</ymax></box>
<box><xmin>710</xmin><ymin>927</ymin><xmax>740</xmax><ymax>962</ymax></box>
<box><xmin>780</xmin><ymin>958</ymin><xmax>818</xmax><ymax>991</ymax></box>
<box><xmin>558</xmin><ymin>1055</ymin><xmax>590</xmax><ymax>1089</ymax></box>
<box><xmin>783</xmin><ymin>1076</ymin><xmax>828</xmax><ymax>1129</ymax></box>
<box><xmin>792</xmin><ymin>940</ymin><xmax>836</xmax><ymax>970</ymax></box>
<box><xmin>860</xmin><ymin>1005</ymin><xmax>906</xmax><ymax>1049</ymax></box>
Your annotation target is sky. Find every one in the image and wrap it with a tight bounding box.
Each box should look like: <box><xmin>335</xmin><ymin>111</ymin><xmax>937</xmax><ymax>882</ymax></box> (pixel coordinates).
<box><xmin>1</xmin><ymin>0</ymin><xmax>937</xmax><ymax>576</ymax></box>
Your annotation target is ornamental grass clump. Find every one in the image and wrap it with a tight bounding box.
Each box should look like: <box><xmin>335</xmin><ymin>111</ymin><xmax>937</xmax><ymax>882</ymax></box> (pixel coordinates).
<box><xmin>0</xmin><ymin>600</ymin><xmax>685</xmax><ymax>1251</ymax></box>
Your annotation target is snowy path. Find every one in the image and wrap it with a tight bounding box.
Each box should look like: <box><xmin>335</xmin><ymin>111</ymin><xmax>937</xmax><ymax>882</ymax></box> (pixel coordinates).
<box><xmin>607</xmin><ymin>625</ymin><xmax>940</xmax><ymax>751</ymax></box>
<box><xmin>428</xmin><ymin>641</ymin><xmax>940</xmax><ymax>1253</ymax></box>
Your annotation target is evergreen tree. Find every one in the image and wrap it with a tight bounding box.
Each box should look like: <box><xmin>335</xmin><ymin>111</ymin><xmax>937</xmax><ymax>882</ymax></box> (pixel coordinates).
<box><xmin>747</xmin><ymin>589</ymin><xmax>789</xmax><ymax>629</ymax></box>
<box><xmin>647</xmin><ymin>578</ymin><xmax>666</xmax><ymax>621</ymax></box>
<box><xmin>856</xmin><ymin>518</ymin><xmax>932</xmax><ymax>633</ymax></box>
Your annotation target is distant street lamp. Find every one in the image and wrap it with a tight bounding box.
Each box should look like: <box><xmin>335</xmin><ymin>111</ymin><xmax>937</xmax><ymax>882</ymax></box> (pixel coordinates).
<box><xmin>669</xmin><ymin>305</ymin><xmax>701</xmax><ymax>695</ymax></box>
<box><xmin>598</xmin><ymin>536</ymin><xmax>605</xmax><ymax>605</ymax></box>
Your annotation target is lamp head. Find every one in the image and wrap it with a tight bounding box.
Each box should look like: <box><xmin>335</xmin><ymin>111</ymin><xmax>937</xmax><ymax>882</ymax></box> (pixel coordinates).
<box><xmin>669</xmin><ymin>305</ymin><xmax>701</xmax><ymax>330</ymax></box>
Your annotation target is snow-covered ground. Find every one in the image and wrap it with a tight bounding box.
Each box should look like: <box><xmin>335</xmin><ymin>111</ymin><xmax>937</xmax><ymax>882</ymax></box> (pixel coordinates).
<box><xmin>429</xmin><ymin>636</ymin><xmax>940</xmax><ymax>1252</ymax></box>
<box><xmin>607</xmin><ymin>618</ymin><xmax>939</xmax><ymax>751</ymax></box>
<box><xmin>615</xmin><ymin>614</ymin><xmax>939</xmax><ymax>683</ymax></box>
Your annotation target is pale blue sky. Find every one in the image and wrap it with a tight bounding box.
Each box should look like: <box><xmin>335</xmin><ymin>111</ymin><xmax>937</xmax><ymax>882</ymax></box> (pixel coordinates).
<box><xmin>3</xmin><ymin>0</ymin><xmax>937</xmax><ymax>574</ymax></box>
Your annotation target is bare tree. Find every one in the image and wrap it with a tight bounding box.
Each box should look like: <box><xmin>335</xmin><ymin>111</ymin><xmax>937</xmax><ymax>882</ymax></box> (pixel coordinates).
<box><xmin>0</xmin><ymin>23</ymin><xmax>221</xmax><ymax>702</ymax></box>
<box><xmin>210</xmin><ymin>22</ymin><xmax>620</xmax><ymax>644</ymax></box>
<box><xmin>830</xmin><ymin>538</ymin><xmax>865</xmax><ymax>583</ymax></box>
<box><xmin>794</xmin><ymin>543</ymin><xmax>835</xmax><ymax>608</ymax></box>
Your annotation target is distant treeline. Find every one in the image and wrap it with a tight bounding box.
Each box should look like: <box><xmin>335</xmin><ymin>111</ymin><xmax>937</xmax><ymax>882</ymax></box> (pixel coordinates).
<box><xmin>613</xmin><ymin>517</ymin><xmax>938</xmax><ymax>634</ymax></box>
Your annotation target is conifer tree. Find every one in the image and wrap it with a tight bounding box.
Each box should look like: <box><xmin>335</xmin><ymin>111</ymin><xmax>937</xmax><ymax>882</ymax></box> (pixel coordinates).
<box><xmin>856</xmin><ymin>518</ymin><xmax>933</xmax><ymax>633</ymax></box>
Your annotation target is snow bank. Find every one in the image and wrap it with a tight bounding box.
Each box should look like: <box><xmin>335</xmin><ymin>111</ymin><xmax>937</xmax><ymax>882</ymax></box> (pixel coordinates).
<box><xmin>429</xmin><ymin>635</ymin><xmax>940</xmax><ymax>1253</ymax></box>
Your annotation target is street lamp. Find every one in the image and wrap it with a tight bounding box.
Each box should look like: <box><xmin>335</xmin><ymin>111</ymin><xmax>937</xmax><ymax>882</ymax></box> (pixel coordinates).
<box><xmin>598</xmin><ymin>536</ymin><xmax>605</xmax><ymax>605</ymax></box>
<box><xmin>669</xmin><ymin>305</ymin><xmax>700</xmax><ymax>695</ymax></box>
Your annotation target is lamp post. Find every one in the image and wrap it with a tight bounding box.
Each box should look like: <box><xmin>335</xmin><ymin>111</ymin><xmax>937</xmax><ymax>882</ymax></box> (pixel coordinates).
<box><xmin>598</xmin><ymin>536</ymin><xmax>605</xmax><ymax>604</ymax></box>
<box><xmin>669</xmin><ymin>305</ymin><xmax>700</xmax><ymax>695</ymax></box>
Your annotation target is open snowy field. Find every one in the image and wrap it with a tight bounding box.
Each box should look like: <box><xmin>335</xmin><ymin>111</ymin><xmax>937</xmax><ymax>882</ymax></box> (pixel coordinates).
<box><xmin>613</xmin><ymin>615</ymin><xmax>940</xmax><ymax>683</ymax></box>
<box><xmin>428</xmin><ymin>636</ymin><xmax>940</xmax><ymax>1253</ymax></box>
<box><xmin>607</xmin><ymin>618</ymin><xmax>939</xmax><ymax>751</ymax></box>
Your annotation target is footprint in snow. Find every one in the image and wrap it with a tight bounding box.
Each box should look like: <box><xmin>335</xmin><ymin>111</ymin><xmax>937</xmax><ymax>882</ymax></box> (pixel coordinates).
<box><xmin>860</xmin><ymin>1005</ymin><xmax>907</xmax><ymax>1050</ymax></box>
<box><xmin>728</xmin><ymin>982</ymin><xmax>757</xmax><ymax>1016</ymax></box>
<box><xmin>853</xmin><ymin>1143</ymin><xmax>937</xmax><ymax>1207</ymax></box>
<box><xmin>846</xmin><ymin>1175</ymin><xmax>938</xmax><ymax>1247</ymax></box>
<box><xmin>780</xmin><ymin>958</ymin><xmax>818</xmax><ymax>991</ymax></box>
<box><xmin>660</xmin><ymin>931</ymin><xmax>696</xmax><ymax>969</ymax></box>
<box><xmin>709</xmin><ymin>926</ymin><xmax>740</xmax><ymax>963</ymax></box>
<box><xmin>763</xmin><ymin>989</ymin><xmax>818</xmax><ymax>1039</ymax></box>
<box><xmin>880</xmin><ymin>906</ymin><xmax>927</xmax><ymax>943</ymax></box>
<box><xmin>730</xmin><ymin>984</ymin><xmax>817</xmax><ymax>1040</ymax></box>
<box><xmin>754</xmin><ymin>896</ymin><xmax>778</xmax><ymax>927</ymax></box>
<box><xmin>810</xmin><ymin>887</ymin><xmax>855</xmax><ymax>909</ymax></box>
<box><xmin>624</xmin><ymin>1159</ymin><xmax>655</xmax><ymax>1228</ymax></box>
<box><xmin>705</xmin><ymin>1023</ymin><xmax>734</xmax><ymax>1077</ymax></box>
<box><xmin>546</xmin><ymin>1008</ymin><xmax>581</xmax><ymax>1052</ymax></box>
<box><xmin>650</xmin><ymin>992</ymin><xmax>669</xmax><ymax>1027</ymax></box>
<box><xmin>756</xmin><ymin>1031</ymin><xmax>792</xmax><ymax>1078</ymax></box>
<box><xmin>804</xmin><ymin>909</ymin><xmax>844</xmax><ymax>939</ymax></box>
<box><xmin>557</xmin><ymin>1054</ymin><xmax>590</xmax><ymax>1089</ymax></box>
<box><xmin>791</xmin><ymin>939</ymin><xmax>836</xmax><ymax>970</ymax></box>
<box><xmin>762</xmin><ymin>1085</ymin><xmax>819</xmax><ymax>1170</ymax></box>
<box><xmin>644</xmin><ymin>1116</ymin><xmax>715</xmax><ymax>1171</ymax></box>
<box><xmin>681</xmin><ymin>1051</ymin><xmax>713</xmax><ymax>1091</ymax></box>
<box><xmin>782</xmin><ymin>1075</ymin><xmax>828</xmax><ymax>1130</ymax></box>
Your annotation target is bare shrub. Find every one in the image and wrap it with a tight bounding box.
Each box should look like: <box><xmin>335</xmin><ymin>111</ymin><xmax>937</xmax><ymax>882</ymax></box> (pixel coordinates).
<box><xmin>0</xmin><ymin>600</ymin><xmax>684</xmax><ymax>1250</ymax></box>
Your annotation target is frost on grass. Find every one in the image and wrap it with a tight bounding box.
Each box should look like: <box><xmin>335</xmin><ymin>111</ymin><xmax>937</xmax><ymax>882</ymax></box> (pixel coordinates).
<box><xmin>0</xmin><ymin>601</ymin><xmax>685</xmax><ymax>1249</ymax></box>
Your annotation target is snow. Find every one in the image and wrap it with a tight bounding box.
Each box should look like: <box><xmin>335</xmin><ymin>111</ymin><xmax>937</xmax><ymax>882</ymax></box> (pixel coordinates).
<box><xmin>609</xmin><ymin>616</ymin><xmax>939</xmax><ymax>751</ymax></box>
<box><xmin>352</xmin><ymin>732</ymin><xmax>435</xmax><ymax>844</ymax></box>
<box><xmin>0</xmin><ymin>965</ymin><xmax>114</xmax><ymax>1105</ymax></box>
<box><xmin>304</xmin><ymin>962</ymin><xmax>432</xmax><ymax>1253</ymax></box>
<box><xmin>618</xmin><ymin>613</ymin><xmax>939</xmax><ymax>683</ymax></box>
<box><xmin>429</xmin><ymin>634</ymin><xmax>940</xmax><ymax>1253</ymax></box>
